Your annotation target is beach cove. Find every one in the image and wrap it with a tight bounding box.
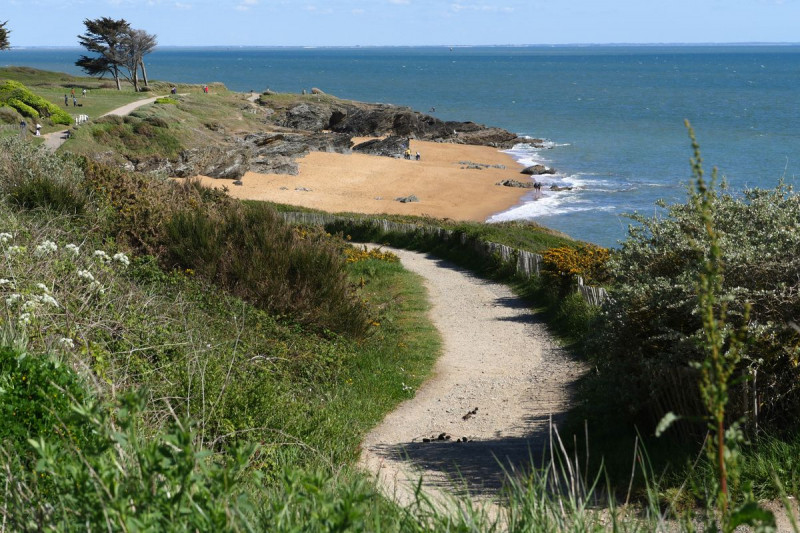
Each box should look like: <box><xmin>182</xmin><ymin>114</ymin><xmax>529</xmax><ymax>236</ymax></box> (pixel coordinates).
<box><xmin>194</xmin><ymin>139</ymin><xmax>533</xmax><ymax>222</ymax></box>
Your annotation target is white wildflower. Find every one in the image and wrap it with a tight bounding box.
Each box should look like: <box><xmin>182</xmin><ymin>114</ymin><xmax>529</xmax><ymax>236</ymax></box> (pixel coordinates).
<box><xmin>93</xmin><ymin>250</ymin><xmax>111</xmax><ymax>263</ymax></box>
<box><xmin>112</xmin><ymin>252</ymin><xmax>130</xmax><ymax>266</ymax></box>
<box><xmin>77</xmin><ymin>270</ymin><xmax>95</xmax><ymax>282</ymax></box>
<box><xmin>0</xmin><ymin>233</ymin><xmax>12</xmax><ymax>244</ymax></box>
<box><xmin>35</xmin><ymin>240</ymin><xmax>58</xmax><ymax>256</ymax></box>
<box><xmin>89</xmin><ymin>281</ymin><xmax>105</xmax><ymax>295</ymax></box>
<box><xmin>18</xmin><ymin>312</ymin><xmax>31</xmax><ymax>325</ymax></box>
<box><xmin>36</xmin><ymin>283</ymin><xmax>50</xmax><ymax>293</ymax></box>
<box><xmin>22</xmin><ymin>299</ymin><xmax>38</xmax><ymax>312</ymax></box>
<box><xmin>40</xmin><ymin>294</ymin><xmax>59</xmax><ymax>308</ymax></box>
<box><xmin>6</xmin><ymin>246</ymin><xmax>24</xmax><ymax>255</ymax></box>
<box><xmin>58</xmin><ymin>337</ymin><xmax>75</xmax><ymax>349</ymax></box>
<box><xmin>65</xmin><ymin>243</ymin><xmax>80</xmax><ymax>256</ymax></box>
<box><xmin>5</xmin><ymin>293</ymin><xmax>21</xmax><ymax>305</ymax></box>
<box><xmin>0</xmin><ymin>279</ymin><xmax>13</xmax><ymax>287</ymax></box>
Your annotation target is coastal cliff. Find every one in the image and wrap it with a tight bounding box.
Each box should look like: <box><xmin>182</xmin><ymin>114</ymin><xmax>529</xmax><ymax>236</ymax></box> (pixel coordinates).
<box><xmin>78</xmin><ymin>90</ymin><xmax>542</xmax><ymax>179</ymax></box>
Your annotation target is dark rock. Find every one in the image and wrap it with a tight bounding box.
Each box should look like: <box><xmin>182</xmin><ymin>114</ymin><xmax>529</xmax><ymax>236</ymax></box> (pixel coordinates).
<box><xmin>395</xmin><ymin>195</ymin><xmax>419</xmax><ymax>203</ymax></box>
<box><xmin>422</xmin><ymin>438</ymin><xmax>431</xmax><ymax>443</ymax></box>
<box><xmin>549</xmin><ymin>185</ymin><xmax>573</xmax><ymax>191</ymax></box>
<box><xmin>521</xmin><ymin>164</ymin><xmax>555</xmax><ymax>175</ymax></box>
<box><xmin>295</xmin><ymin>186</ymin><xmax>312</xmax><ymax>192</ymax></box>
<box><xmin>496</xmin><ymin>179</ymin><xmax>536</xmax><ymax>189</ymax></box>
<box><xmin>352</xmin><ymin>136</ymin><xmax>408</xmax><ymax>158</ymax></box>
<box><xmin>244</xmin><ymin>132</ymin><xmax>352</xmax><ymax>175</ymax></box>
<box><xmin>310</xmin><ymin>87</ymin><xmax>325</xmax><ymax>95</ymax></box>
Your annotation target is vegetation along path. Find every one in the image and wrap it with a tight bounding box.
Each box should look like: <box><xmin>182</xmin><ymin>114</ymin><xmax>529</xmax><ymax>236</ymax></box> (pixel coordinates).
<box><xmin>42</xmin><ymin>95</ymin><xmax>168</xmax><ymax>152</ymax></box>
<box><xmin>359</xmin><ymin>247</ymin><xmax>585</xmax><ymax>508</ymax></box>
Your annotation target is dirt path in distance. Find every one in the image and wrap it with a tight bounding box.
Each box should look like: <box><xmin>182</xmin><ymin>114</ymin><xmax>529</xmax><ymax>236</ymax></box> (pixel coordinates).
<box><xmin>359</xmin><ymin>247</ymin><xmax>585</xmax><ymax>511</ymax></box>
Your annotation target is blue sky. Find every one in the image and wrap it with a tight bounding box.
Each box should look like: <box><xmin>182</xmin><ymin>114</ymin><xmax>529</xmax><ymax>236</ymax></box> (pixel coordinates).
<box><xmin>3</xmin><ymin>0</ymin><xmax>799</xmax><ymax>47</ymax></box>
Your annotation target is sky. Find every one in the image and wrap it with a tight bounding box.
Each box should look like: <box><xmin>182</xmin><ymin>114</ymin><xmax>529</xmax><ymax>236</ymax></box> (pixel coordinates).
<box><xmin>3</xmin><ymin>0</ymin><xmax>799</xmax><ymax>47</ymax></box>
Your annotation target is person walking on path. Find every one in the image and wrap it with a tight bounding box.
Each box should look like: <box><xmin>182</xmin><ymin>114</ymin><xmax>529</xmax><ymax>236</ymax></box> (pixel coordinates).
<box><xmin>64</xmin><ymin>94</ymin><xmax>68</xmax><ymax>106</ymax></box>
<box><xmin>19</xmin><ymin>119</ymin><xmax>27</xmax><ymax>138</ymax></box>
<box><xmin>82</xmin><ymin>88</ymin><xmax>87</xmax><ymax>97</ymax></box>
<box><xmin>35</xmin><ymin>123</ymin><xmax>41</xmax><ymax>136</ymax></box>
<box><xmin>73</xmin><ymin>97</ymin><xmax>78</xmax><ymax>107</ymax></box>
<box><xmin>70</xmin><ymin>88</ymin><xmax>75</xmax><ymax>98</ymax></box>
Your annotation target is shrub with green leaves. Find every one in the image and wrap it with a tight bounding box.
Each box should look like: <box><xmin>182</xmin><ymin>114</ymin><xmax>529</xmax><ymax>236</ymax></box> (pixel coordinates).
<box><xmin>587</xmin><ymin>182</ymin><xmax>800</xmax><ymax>435</ymax></box>
<box><xmin>0</xmin><ymin>80</ymin><xmax>72</xmax><ymax>125</ymax></box>
<box><xmin>1</xmin><ymin>390</ymin><xmax>259</xmax><ymax>531</ymax></box>
<box><xmin>0</xmin><ymin>137</ymin><xmax>90</xmax><ymax>213</ymax></box>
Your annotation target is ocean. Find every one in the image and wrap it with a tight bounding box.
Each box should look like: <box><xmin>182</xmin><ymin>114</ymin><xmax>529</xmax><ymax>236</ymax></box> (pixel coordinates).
<box><xmin>4</xmin><ymin>45</ymin><xmax>799</xmax><ymax>247</ymax></box>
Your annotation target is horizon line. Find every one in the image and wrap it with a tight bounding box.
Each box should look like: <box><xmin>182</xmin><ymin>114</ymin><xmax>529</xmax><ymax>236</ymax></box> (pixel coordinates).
<box><xmin>6</xmin><ymin>41</ymin><xmax>800</xmax><ymax>50</ymax></box>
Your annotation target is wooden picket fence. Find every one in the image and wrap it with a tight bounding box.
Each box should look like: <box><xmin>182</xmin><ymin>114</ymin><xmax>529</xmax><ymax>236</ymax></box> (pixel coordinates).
<box><xmin>279</xmin><ymin>211</ymin><xmax>608</xmax><ymax>306</ymax></box>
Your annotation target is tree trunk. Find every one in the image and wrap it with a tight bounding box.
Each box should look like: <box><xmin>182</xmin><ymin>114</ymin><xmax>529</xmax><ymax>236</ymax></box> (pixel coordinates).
<box><xmin>140</xmin><ymin>60</ymin><xmax>149</xmax><ymax>86</ymax></box>
<box><xmin>132</xmin><ymin>68</ymin><xmax>139</xmax><ymax>92</ymax></box>
<box><xmin>113</xmin><ymin>65</ymin><xmax>121</xmax><ymax>90</ymax></box>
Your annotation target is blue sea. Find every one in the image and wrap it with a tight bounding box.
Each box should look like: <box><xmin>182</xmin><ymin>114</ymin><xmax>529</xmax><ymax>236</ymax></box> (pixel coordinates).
<box><xmin>4</xmin><ymin>45</ymin><xmax>799</xmax><ymax>247</ymax></box>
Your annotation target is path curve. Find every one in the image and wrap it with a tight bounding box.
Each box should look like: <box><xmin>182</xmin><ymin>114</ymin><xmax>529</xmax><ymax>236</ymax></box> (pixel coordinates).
<box><xmin>359</xmin><ymin>247</ymin><xmax>585</xmax><ymax>510</ymax></box>
<box><xmin>42</xmin><ymin>95</ymin><xmax>168</xmax><ymax>152</ymax></box>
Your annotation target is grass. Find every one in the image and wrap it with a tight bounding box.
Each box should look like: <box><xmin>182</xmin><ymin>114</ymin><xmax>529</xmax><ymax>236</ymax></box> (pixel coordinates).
<box><xmin>264</xmin><ymin>200</ymin><xmax>578</xmax><ymax>255</ymax></box>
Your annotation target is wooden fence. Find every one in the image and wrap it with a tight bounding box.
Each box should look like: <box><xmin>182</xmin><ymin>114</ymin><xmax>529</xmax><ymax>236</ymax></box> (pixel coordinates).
<box><xmin>279</xmin><ymin>211</ymin><xmax>608</xmax><ymax>306</ymax></box>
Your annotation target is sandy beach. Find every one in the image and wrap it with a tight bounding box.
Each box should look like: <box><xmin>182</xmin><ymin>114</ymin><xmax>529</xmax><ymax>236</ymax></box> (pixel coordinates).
<box><xmin>192</xmin><ymin>139</ymin><xmax>531</xmax><ymax>221</ymax></box>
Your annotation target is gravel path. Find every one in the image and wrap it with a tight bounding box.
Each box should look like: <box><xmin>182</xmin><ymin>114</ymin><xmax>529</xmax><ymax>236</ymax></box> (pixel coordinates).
<box><xmin>359</xmin><ymin>247</ymin><xmax>585</xmax><ymax>509</ymax></box>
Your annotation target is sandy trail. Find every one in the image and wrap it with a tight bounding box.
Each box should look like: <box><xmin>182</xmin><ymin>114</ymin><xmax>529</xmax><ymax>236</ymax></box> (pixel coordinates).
<box><xmin>359</xmin><ymin>247</ymin><xmax>585</xmax><ymax>510</ymax></box>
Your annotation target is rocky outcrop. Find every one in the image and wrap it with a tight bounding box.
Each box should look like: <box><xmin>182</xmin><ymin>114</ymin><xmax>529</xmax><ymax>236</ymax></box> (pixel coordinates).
<box><xmin>243</xmin><ymin>132</ymin><xmax>352</xmax><ymax>175</ymax></box>
<box><xmin>352</xmin><ymin>136</ymin><xmax>407</xmax><ymax>158</ymax></box>
<box><xmin>496</xmin><ymin>179</ymin><xmax>536</xmax><ymax>189</ymax></box>
<box><xmin>263</xmin><ymin>96</ymin><xmax>540</xmax><ymax>149</ymax></box>
<box><xmin>521</xmin><ymin>164</ymin><xmax>555</xmax><ymax>175</ymax></box>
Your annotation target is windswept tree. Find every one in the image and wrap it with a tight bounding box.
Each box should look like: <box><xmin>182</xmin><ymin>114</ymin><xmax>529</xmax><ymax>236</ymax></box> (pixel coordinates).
<box><xmin>76</xmin><ymin>17</ymin><xmax>130</xmax><ymax>90</ymax></box>
<box><xmin>0</xmin><ymin>21</ymin><xmax>10</xmax><ymax>51</ymax></box>
<box><xmin>119</xmin><ymin>28</ymin><xmax>157</xmax><ymax>91</ymax></box>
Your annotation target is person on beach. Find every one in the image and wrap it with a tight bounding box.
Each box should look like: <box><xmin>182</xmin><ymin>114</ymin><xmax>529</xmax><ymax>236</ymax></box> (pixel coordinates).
<box><xmin>415</xmin><ymin>151</ymin><xmax>421</xmax><ymax>161</ymax></box>
<box><xmin>404</xmin><ymin>148</ymin><xmax>412</xmax><ymax>160</ymax></box>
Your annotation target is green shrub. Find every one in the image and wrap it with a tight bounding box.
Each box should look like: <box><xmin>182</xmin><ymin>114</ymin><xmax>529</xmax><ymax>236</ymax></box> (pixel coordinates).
<box><xmin>146</xmin><ymin>115</ymin><xmax>170</xmax><ymax>128</ymax></box>
<box><xmin>164</xmin><ymin>196</ymin><xmax>370</xmax><ymax>336</ymax></box>
<box><xmin>7</xmin><ymin>97</ymin><xmax>39</xmax><ymax>118</ymax></box>
<box><xmin>587</xmin><ymin>182</ymin><xmax>800</xmax><ymax>436</ymax></box>
<box><xmin>81</xmin><ymin>162</ymin><xmax>370</xmax><ymax>336</ymax></box>
<box><xmin>0</xmin><ymin>390</ymin><xmax>259</xmax><ymax>531</ymax></box>
<box><xmin>0</xmin><ymin>104</ymin><xmax>21</xmax><ymax>124</ymax></box>
<box><xmin>0</xmin><ymin>80</ymin><xmax>71</xmax><ymax>125</ymax></box>
<box><xmin>155</xmin><ymin>97</ymin><xmax>178</xmax><ymax>105</ymax></box>
<box><xmin>0</xmin><ymin>347</ymin><xmax>92</xmax><ymax>459</ymax></box>
<box><xmin>0</xmin><ymin>137</ymin><xmax>90</xmax><ymax>213</ymax></box>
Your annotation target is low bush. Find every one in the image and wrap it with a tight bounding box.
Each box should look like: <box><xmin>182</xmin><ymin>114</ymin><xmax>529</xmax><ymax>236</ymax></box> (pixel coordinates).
<box><xmin>0</xmin><ymin>137</ymin><xmax>90</xmax><ymax>213</ymax></box>
<box><xmin>164</xmin><ymin>197</ymin><xmax>370</xmax><ymax>336</ymax></box>
<box><xmin>81</xmin><ymin>161</ymin><xmax>370</xmax><ymax>336</ymax></box>
<box><xmin>586</xmin><ymin>182</ymin><xmax>800</xmax><ymax>437</ymax></box>
<box><xmin>0</xmin><ymin>105</ymin><xmax>21</xmax><ymax>124</ymax></box>
<box><xmin>0</xmin><ymin>80</ymin><xmax>72</xmax><ymax>125</ymax></box>
<box><xmin>7</xmin><ymin>97</ymin><xmax>39</xmax><ymax>118</ymax></box>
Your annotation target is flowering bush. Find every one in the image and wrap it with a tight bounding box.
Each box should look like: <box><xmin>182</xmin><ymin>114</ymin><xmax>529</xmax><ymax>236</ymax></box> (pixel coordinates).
<box><xmin>344</xmin><ymin>245</ymin><xmax>399</xmax><ymax>264</ymax></box>
<box><xmin>541</xmin><ymin>244</ymin><xmax>610</xmax><ymax>291</ymax></box>
<box><xmin>0</xmin><ymin>219</ymin><xmax>130</xmax><ymax>360</ymax></box>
